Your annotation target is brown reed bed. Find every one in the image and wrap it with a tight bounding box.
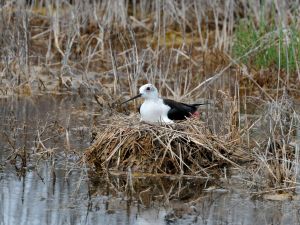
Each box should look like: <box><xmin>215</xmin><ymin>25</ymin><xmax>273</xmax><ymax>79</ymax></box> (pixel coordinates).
<box><xmin>84</xmin><ymin>114</ymin><xmax>250</xmax><ymax>177</ymax></box>
<box><xmin>0</xmin><ymin>0</ymin><xmax>299</xmax><ymax>103</ymax></box>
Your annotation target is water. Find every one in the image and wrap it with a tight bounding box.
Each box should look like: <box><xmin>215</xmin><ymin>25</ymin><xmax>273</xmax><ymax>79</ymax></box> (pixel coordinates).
<box><xmin>0</xmin><ymin>95</ymin><xmax>300</xmax><ymax>225</ymax></box>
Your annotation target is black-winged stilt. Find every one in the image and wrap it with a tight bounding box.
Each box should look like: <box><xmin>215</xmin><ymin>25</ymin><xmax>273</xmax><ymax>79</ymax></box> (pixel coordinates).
<box><xmin>122</xmin><ymin>83</ymin><xmax>207</xmax><ymax>124</ymax></box>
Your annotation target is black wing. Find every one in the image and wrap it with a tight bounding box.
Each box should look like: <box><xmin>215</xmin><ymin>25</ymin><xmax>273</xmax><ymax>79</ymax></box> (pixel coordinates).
<box><xmin>163</xmin><ymin>99</ymin><xmax>199</xmax><ymax>120</ymax></box>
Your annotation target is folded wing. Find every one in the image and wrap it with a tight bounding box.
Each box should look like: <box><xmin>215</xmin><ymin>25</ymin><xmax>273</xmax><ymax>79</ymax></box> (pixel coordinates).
<box><xmin>163</xmin><ymin>99</ymin><xmax>198</xmax><ymax>120</ymax></box>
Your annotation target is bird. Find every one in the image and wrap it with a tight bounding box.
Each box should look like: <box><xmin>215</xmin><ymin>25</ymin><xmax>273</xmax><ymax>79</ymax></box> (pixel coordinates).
<box><xmin>121</xmin><ymin>83</ymin><xmax>207</xmax><ymax>124</ymax></box>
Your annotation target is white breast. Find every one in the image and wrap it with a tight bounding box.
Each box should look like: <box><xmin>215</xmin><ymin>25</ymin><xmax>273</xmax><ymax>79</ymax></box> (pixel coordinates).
<box><xmin>140</xmin><ymin>99</ymin><xmax>173</xmax><ymax>124</ymax></box>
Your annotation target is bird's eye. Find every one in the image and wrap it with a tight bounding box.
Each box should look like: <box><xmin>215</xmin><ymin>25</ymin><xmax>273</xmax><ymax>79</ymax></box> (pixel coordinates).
<box><xmin>146</xmin><ymin>87</ymin><xmax>151</xmax><ymax>91</ymax></box>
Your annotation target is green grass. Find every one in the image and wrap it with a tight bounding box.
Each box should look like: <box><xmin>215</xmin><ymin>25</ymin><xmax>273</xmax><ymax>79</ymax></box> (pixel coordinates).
<box><xmin>233</xmin><ymin>19</ymin><xmax>300</xmax><ymax>72</ymax></box>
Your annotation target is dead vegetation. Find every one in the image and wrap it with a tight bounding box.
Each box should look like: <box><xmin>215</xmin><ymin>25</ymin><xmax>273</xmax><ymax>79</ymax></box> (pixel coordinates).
<box><xmin>84</xmin><ymin>115</ymin><xmax>249</xmax><ymax>177</ymax></box>
<box><xmin>249</xmin><ymin>91</ymin><xmax>300</xmax><ymax>190</ymax></box>
<box><xmin>0</xmin><ymin>0</ymin><xmax>299</xmax><ymax>99</ymax></box>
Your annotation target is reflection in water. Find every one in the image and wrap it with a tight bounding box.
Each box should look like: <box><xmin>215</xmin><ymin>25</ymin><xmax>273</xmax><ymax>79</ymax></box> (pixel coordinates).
<box><xmin>1</xmin><ymin>167</ymin><xmax>300</xmax><ymax>225</ymax></box>
<box><xmin>0</xmin><ymin>95</ymin><xmax>300</xmax><ymax>225</ymax></box>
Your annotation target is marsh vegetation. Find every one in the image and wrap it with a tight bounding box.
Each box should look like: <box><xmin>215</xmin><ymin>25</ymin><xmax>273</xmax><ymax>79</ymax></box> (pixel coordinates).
<box><xmin>0</xmin><ymin>0</ymin><xmax>300</xmax><ymax>224</ymax></box>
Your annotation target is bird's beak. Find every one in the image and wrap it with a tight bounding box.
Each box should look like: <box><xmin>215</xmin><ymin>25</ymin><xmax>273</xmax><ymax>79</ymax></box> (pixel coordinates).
<box><xmin>121</xmin><ymin>93</ymin><xmax>142</xmax><ymax>104</ymax></box>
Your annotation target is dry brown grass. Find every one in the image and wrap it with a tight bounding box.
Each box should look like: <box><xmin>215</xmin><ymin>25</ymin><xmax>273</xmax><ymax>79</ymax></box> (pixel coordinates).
<box><xmin>84</xmin><ymin>114</ymin><xmax>250</xmax><ymax>177</ymax></box>
<box><xmin>248</xmin><ymin>92</ymin><xmax>300</xmax><ymax>191</ymax></box>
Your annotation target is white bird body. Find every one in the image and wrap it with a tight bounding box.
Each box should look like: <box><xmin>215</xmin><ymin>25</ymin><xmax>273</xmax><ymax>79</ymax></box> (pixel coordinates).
<box><xmin>139</xmin><ymin>98</ymin><xmax>173</xmax><ymax>124</ymax></box>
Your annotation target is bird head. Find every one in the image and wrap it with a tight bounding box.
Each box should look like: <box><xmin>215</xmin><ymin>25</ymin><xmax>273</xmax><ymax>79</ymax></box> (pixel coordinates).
<box><xmin>139</xmin><ymin>84</ymin><xmax>159</xmax><ymax>100</ymax></box>
<box><xmin>121</xmin><ymin>83</ymin><xmax>159</xmax><ymax>104</ymax></box>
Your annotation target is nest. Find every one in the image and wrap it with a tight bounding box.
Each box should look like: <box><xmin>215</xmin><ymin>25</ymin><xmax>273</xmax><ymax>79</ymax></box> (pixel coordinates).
<box><xmin>84</xmin><ymin>115</ymin><xmax>249</xmax><ymax>176</ymax></box>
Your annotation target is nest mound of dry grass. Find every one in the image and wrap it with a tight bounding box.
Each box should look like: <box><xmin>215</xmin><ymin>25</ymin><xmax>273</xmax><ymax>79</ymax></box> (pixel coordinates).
<box><xmin>84</xmin><ymin>115</ymin><xmax>250</xmax><ymax>176</ymax></box>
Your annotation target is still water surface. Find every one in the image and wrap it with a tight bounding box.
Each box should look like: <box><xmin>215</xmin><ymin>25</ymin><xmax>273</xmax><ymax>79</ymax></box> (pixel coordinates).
<box><xmin>0</xmin><ymin>95</ymin><xmax>300</xmax><ymax>225</ymax></box>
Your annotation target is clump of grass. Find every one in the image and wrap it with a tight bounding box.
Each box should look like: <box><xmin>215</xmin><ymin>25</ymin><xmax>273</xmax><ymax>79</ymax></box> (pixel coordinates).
<box><xmin>84</xmin><ymin>114</ymin><xmax>249</xmax><ymax>177</ymax></box>
<box><xmin>249</xmin><ymin>91</ymin><xmax>299</xmax><ymax>190</ymax></box>
<box><xmin>233</xmin><ymin>19</ymin><xmax>300</xmax><ymax>72</ymax></box>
